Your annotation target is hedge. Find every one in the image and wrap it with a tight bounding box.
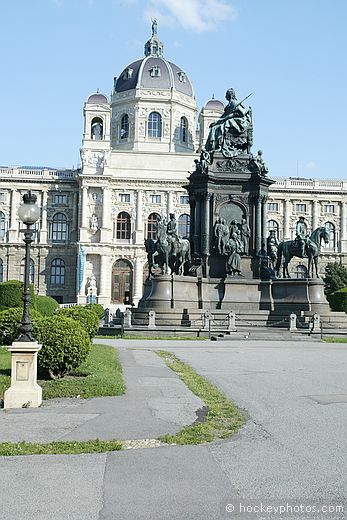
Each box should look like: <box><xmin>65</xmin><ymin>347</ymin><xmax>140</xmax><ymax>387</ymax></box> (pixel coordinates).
<box><xmin>85</xmin><ymin>303</ymin><xmax>104</xmax><ymax>319</ymax></box>
<box><xmin>35</xmin><ymin>295</ymin><xmax>59</xmax><ymax>316</ymax></box>
<box><xmin>0</xmin><ymin>307</ymin><xmax>42</xmax><ymax>345</ymax></box>
<box><xmin>0</xmin><ymin>280</ymin><xmax>35</xmax><ymax>311</ymax></box>
<box><xmin>328</xmin><ymin>287</ymin><xmax>347</xmax><ymax>313</ymax></box>
<box><xmin>57</xmin><ymin>306</ymin><xmax>99</xmax><ymax>339</ymax></box>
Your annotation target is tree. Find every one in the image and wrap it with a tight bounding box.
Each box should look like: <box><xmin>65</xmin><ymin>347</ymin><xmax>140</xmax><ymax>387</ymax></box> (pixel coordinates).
<box><xmin>324</xmin><ymin>262</ymin><xmax>347</xmax><ymax>295</ymax></box>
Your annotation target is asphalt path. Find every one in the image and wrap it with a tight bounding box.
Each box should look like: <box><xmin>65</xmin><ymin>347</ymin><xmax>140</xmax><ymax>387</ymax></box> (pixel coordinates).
<box><xmin>1</xmin><ymin>339</ymin><xmax>346</xmax><ymax>520</ymax></box>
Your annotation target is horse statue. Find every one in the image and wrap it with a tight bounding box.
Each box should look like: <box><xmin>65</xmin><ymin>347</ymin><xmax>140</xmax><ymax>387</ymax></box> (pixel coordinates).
<box><xmin>151</xmin><ymin>217</ymin><xmax>191</xmax><ymax>276</ymax></box>
<box><xmin>275</xmin><ymin>226</ymin><xmax>329</xmax><ymax>278</ymax></box>
<box><xmin>152</xmin><ymin>218</ymin><xmax>171</xmax><ymax>275</ymax></box>
<box><xmin>144</xmin><ymin>237</ymin><xmax>157</xmax><ymax>278</ymax></box>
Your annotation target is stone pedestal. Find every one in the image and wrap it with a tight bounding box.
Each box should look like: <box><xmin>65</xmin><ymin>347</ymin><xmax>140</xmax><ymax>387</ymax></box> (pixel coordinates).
<box><xmin>4</xmin><ymin>341</ymin><xmax>42</xmax><ymax>409</ymax></box>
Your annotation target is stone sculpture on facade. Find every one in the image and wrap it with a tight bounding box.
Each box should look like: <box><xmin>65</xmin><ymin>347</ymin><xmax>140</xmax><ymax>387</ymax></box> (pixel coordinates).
<box><xmin>87</xmin><ymin>273</ymin><xmax>97</xmax><ymax>303</ymax></box>
<box><xmin>250</xmin><ymin>150</ymin><xmax>268</xmax><ymax>176</ymax></box>
<box><xmin>240</xmin><ymin>217</ymin><xmax>251</xmax><ymax>255</ymax></box>
<box><xmin>89</xmin><ymin>213</ymin><xmax>99</xmax><ymax>233</ymax></box>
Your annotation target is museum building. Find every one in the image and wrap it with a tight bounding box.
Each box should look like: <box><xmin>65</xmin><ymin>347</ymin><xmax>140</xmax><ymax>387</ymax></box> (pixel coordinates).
<box><xmin>0</xmin><ymin>24</ymin><xmax>346</xmax><ymax>305</ymax></box>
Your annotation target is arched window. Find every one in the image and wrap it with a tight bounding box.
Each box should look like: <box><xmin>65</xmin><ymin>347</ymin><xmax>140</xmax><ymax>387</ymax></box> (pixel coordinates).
<box><xmin>293</xmin><ymin>264</ymin><xmax>308</xmax><ymax>279</ymax></box>
<box><xmin>267</xmin><ymin>219</ymin><xmax>279</xmax><ymax>239</ymax></box>
<box><xmin>91</xmin><ymin>117</ymin><xmax>103</xmax><ymax>140</ymax></box>
<box><xmin>0</xmin><ymin>211</ymin><xmax>6</xmax><ymax>240</ymax></box>
<box><xmin>148</xmin><ymin>112</ymin><xmax>162</xmax><ymax>138</ymax></box>
<box><xmin>20</xmin><ymin>258</ymin><xmax>35</xmax><ymax>284</ymax></box>
<box><xmin>50</xmin><ymin>213</ymin><xmax>68</xmax><ymax>242</ymax></box>
<box><xmin>325</xmin><ymin>222</ymin><xmax>335</xmax><ymax>250</ymax></box>
<box><xmin>120</xmin><ymin>114</ymin><xmax>129</xmax><ymax>139</ymax></box>
<box><xmin>178</xmin><ymin>213</ymin><xmax>190</xmax><ymax>238</ymax></box>
<box><xmin>116</xmin><ymin>212</ymin><xmax>131</xmax><ymax>240</ymax></box>
<box><xmin>180</xmin><ymin>116</ymin><xmax>188</xmax><ymax>143</ymax></box>
<box><xmin>0</xmin><ymin>258</ymin><xmax>3</xmax><ymax>283</ymax></box>
<box><xmin>50</xmin><ymin>258</ymin><xmax>65</xmax><ymax>285</ymax></box>
<box><xmin>147</xmin><ymin>213</ymin><xmax>160</xmax><ymax>240</ymax></box>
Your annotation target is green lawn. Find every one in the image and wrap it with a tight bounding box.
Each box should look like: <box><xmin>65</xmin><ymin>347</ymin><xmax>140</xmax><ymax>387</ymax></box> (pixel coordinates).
<box><xmin>323</xmin><ymin>337</ymin><xmax>347</xmax><ymax>344</ymax></box>
<box><xmin>0</xmin><ymin>344</ymin><xmax>125</xmax><ymax>402</ymax></box>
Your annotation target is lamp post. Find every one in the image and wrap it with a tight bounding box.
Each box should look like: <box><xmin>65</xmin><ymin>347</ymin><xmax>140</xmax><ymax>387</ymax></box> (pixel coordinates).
<box><xmin>4</xmin><ymin>191</ymin><xmax>42</xmax><ymax>409</ymax></box>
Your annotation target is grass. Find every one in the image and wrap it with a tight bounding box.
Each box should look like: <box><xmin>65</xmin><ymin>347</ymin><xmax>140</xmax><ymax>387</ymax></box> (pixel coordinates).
<box><xmin>156</xmin><ymin>350</ymin><xmax>244</xmax><ymax>444</ymax></box>
<box><xmin>0</xmin><ymin>344</ymin><xmax>125</xmax><ymax>401</ymax></box>
<box><xmin>0</xmin><ymin>439</ymin><xmax>122</xmax><ymax>457</ymax></box>
<box><xmin>323</xmin><ymin>337</ymin><xmax>347</xmax><ymax>343</ymax></box>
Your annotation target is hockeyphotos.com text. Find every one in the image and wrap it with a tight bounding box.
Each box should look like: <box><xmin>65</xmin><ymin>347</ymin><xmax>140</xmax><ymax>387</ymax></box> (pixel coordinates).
<box><xmin>224</xmin><ymin>501</ymin><xmax>345</xmax><ymax>516</ymax></box>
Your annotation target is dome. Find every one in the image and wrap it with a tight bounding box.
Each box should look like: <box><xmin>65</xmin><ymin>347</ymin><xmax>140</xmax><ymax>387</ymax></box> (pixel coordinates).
<box><xmin>114</xmin><ymin>21</ymin><xmax>194</xmax><ymax>98</ymax></box>
<box><xmin>87</xmin><ymin>93</ymin><xmax>108</xmax><ymax>104</ymax></box>
<box><xmin>204</xmin><ymin>99</ymin><xmax>224</xmax><ymax>110</ymax></box>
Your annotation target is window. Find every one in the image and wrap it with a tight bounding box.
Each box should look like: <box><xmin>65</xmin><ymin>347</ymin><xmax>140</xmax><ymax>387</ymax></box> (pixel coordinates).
<box><xmin>325</xmin><ymin>222</ymin><xmax>336</xmax><ymax>250</ymax></box>
<box><xmin>122</xmin><ymin>68</ymin><xmax>133</xmax><ymax>80</ymax></box>
<box><xmin>149</xmin><ymin>66</ymin><xmax>161</xmax><ymax>77</ymax></box>
<box><xmin>147</xmin><ymin>213</ymin><xmax>160</xmax><ymax>240</ymax></box>
<box><xmin>20</xmin><ymin>258</ymin><xmax>35</xmax><ymax>284</ymax></box>
<box><xmin>91</xmin><ymin>117</ymin><xmax>103</xmax><ymax>140</ymax></box>
<box><xmin>116</xmin><ymin>212</ymin><xmax>131</xmax><ymax>240</ymax></box>
<box><xmin>293</xmin><ymin>264</ymin><xmax>308</xmax><ymax>279</ymax></box>
<box><xmin>0</xmin><ymin>211</ymin><xmax>6</xmax><ymax>239</ymax></box>
<box><xmin>50</xmin><ymin>213</ymin><xmax>68</xmax><ymax>242</ymax></box>
<box><xmin>150</xmin><ymin>194</ymin><xmax>161</xmax><ymax>204</ymax></box>
<box><xmin>148</xmin><ymin>112</ymin><xmax>162</xmax><ymax>138</ymax></box>
<box><xmin>177</xmin><ymin>71</ymin><xmax>186</xmax><ymax>83</ymax></box>
<box><xmin>267</xmin><ymin>202</ymin><xmax>278</xmax><ymax>211</ymax></box>
<box><xmin>296</xmin><ymin>203</ymin><xmax>307</xmax><ymax>213</ymax></box>
<box><xmin>53</xmin><ymin>194</ymin><xmax>67</xmax><ymax>205</ymax></box>
<box><xmin>50</xmin><ymin>258</ymin><xmax>65</xmax><ymax>285</ymax></box>
<box><xmin>180</xmin><ymin>117</ymin><xmax>188</xmax><ymax>143</ymax></box>
<box><xmin>120</xmin><ymin>114</ymin><xmax>129</xmax><ymax>139</ymax></box>
<box><xmin>267</xmin><ymin>220</ymin><xmax>279</xmax><ymax>239</ymax></box>
<box><xmin>178</xmin><ymin>214</ymin><xmax>190</xmax><ymax>237</ymax></box>
<box><xmin>324</xmin><ymin>204</ymin><xmax>334</xmax><ymax>213</ymax></box>
<box><xmin>180</xmin><ymin>195</ymin><xmax>189</xmax><ymax>205</ymax></box>
<box><xmin>119</xmin><ymin>193</ymin><xmax>130</xmax><ymax>203</ymax></box>
<box><xmin>0</xmin><ymin>258</ymin><xmax>3</xmax><ymax>283</ymax></box>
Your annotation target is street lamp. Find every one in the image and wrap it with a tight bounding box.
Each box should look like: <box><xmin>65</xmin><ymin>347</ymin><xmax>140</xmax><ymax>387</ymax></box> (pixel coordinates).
<box><xmin>17</xmin><ymin>191</ymin><xmax>40</xmax><ymax>342</ymax></box>
<box><xmin>3</xmin><ymin>190</ymin><xmax>42</xmax><ymax>409</ymax></box>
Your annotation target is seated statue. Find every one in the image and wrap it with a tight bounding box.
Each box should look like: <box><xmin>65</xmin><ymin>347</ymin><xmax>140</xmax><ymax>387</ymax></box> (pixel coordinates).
<box><xmin>204</xmin><ymin>88</ymin><xmax>251</xmax><ymax>154</ymax></box>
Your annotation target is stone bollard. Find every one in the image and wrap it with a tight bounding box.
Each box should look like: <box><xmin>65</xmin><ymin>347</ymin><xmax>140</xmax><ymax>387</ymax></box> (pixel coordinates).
<box><xmin>202</xmin><ymin>310</ymin><xmax>211</xmax><ymax>331</ymax></box>
<box><xmin>148</xmin><ymin>310</ymin><xmax>156</xmax><ymax>329</ymax></box>
<box><xmin>289</xmin><ymin>312</ymin><xmax>297</xmax><ymax>332</ymax></box>
<box><xmin>312</xmin><ymin>313</ymin><xmax>321</xmax><ymax>333</ymax></box>
<box><xmin>104</xmin><ymin>308</ymin><xmax>110</xmax><ymax>326</ymax></box>
<box><xmin>123</xmin><ymin>308</ymin><xmax>132</xmax><ymax>328</ymax></box>
<box><xmin>227</xmin><ymin>311</ymin><xmax>237</xmax><ymax>332</ymax></box>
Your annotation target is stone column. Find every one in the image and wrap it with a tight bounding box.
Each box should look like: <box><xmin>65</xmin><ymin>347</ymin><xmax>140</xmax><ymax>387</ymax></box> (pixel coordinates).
<box><xmin>255</xmin><ymin>195</ymin><xmax>262</xmax><ymax>252</ymax></box>
<box><xmin>40</xmin><ymin>189</ymin><xmax>48</xmax><ymax>243</ymax></box>
<box><xmin>8</xmin><ymin>189</ymin><xmax>19</xmax><ymax>242</ymax></box>
<box><xmin>134</xmin><ymin>190</ymin><xmax>144</xmax><ymax>244</ymax></box>
<box><xmin>261</xmin><ymin>196</ymin><xmax>268</xmax><ymax>246</ymax></box>
<box><xmin>283</xmin><ymin>199</ymin><xmax>291</xmax><ymax>240</ymax></box>
<box><xmin>100</xmin><ymin>186</ymin><xmax>112</xmax><ymax>242</ymax></box>
<box><xmin>71</xmin><ymin>192</ymin><xmax>78</xmax><ymax>242</ymax></box>
<box><xmin>340</xmin><ymin>201</ymin><xmax>347</xmax><ymax>253</ymax></box>
<box><xmin>202</xmin><ymin>194</ymin><xmax>211</xmax><ymax>255</ymax></box>
<box><xmin>194</xmin><ymin>196</ymin><xmax>201</xmax><ymax>254</ymax></box>
<box><xmin>167</xmin><ymin>191</ymin><xmax>174</xmax><ymax>218</ymax></box>
<box><xmin>312</xmin><ymin>199</ymin><xmax>319</xmax><ymax>231</ymax></box>
<box><xmin>79</xmin><ymin>186</ymin><xmax>89</xmax><ymax>242</ymax></box>
<box><xmin>98</xmin><ymin>254</ymin><xmax>111</xmax><ymax>306</ymax></box>
<box><xmin>133</xmin><ymin>255</ymin><xmax>144</xmax><ymax>305</ymax></box>
<box><xmin>189</xmin><ymin>197</ymin><xmax>195</xmax><ymax>244</ymax></box>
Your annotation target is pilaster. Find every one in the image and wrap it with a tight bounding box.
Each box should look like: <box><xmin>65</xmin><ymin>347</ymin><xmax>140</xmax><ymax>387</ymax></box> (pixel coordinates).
<box><xmin>8</xmin><ymin>189</ymin><xmax>19</xmax><ymax>242</ymax></box>
<box><xmin>134</xmin><ymin>189</ymin><xmax>144</xmax><ymax>244</ymax></box>
<box><xmin>100</xmin><ymin>186</ymin><xmax>112</xmax><ymax>242</ymax></box>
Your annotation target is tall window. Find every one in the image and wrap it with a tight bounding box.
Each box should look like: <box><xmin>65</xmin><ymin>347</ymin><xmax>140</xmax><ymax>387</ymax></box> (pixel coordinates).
<box><xmin>267</xmin><ymin>219</ymin><xmax>279</xmax><ymax>239</ymax></box>
<box><xmin>148</xmin><ymin>112</ymin><xmax>162</xmax><ymax>138</ymax></box>
<box><xmin>53</xmin><ymin>194</ymin><xmax>68</xmax><ymax>205</ymax></box>
<box><xmin>0</xmin><ymin>258</ymin><xmax>3</xmax><ymax>283</ymax></box>
<box><xmin>20</xmin><ymin>258</ymin><xmax>35</xmax><ymax>284</ymax></box>
<box><xmin>51</xmin><ymin>213</ymin><xmax>68</xmax><ymax>242</ymax></box>
<box><xmin>50</xmin><ymin>258</ymin><xmax>65</xmax><ymax>285</ymax></box>
<box><xmin>116</xmin><ymin>212</ymin><xmax>131</xmax><ymax>240</ymax></box>
<box><xmin>91</xmin><ymin>117</ymin><xmax>103</xmax><ymax>140</ymax></box>
<box><xmin>296</xmin><ymin>203</ymin><xmax>307</xmax><ymax>213</ymax></box>
<box><xmin>325</xmin><ymin>222</ymin><xmax>336</xmax><ymax>250</ymax></box>
<box><xmin>267</xmin><ymin>202</ymin><xmax>278</xmax><ymax>211</ymax></box>
<box><xmin>150</xmin><ymin>194</ymin><xmax>161</xmax><ymax>204</ymax></box>
<box><xmin>180</xmin><ymin>116</ymin><xmax>188</xmax><ymax>143</ymax></box>
<box><xmin>178</xmin><ymin>214</ymin><xmax>190</xmax><ymax>237</ymax></box>
<box><xmin>0</xmin><ymin>211</ymin><xmax>6</xmax><ymax>240</ymax></box>
<box><xmin>120</xmin><ymin>114</ymin><xmax>129</xmax><ymax>139</ymax></box>
<box><xmin>293</xmin><ymin>264</ymin><xmax>308</xmax><ymax>279</ymax></box>
<box><xmin>324</xmin><ymin>204</ymin><xmax>334</xmax><ymax>214</ymax></box>
<box><xmin>147</xmin><ymin>213</ymin><xmax>160</xmax><ymax>240</ymax></box>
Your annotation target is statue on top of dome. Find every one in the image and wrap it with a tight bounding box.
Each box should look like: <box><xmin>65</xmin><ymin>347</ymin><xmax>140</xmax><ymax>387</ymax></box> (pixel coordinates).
<box><xmin>152</xmin><ymin>18</ymin><xmax>158</xmax><ymax>36</ymax></box>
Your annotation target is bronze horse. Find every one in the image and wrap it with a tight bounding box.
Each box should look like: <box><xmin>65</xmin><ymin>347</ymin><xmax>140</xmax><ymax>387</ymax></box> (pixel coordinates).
<box><xmin>147</xmin><ymin>219</ymin><xmax>191</xmax><ymax>275</ymax></box>
<box><xmin>275</xmin><ymin>226</ymin><xmax>329</xmax><ymax>278</ymax></box>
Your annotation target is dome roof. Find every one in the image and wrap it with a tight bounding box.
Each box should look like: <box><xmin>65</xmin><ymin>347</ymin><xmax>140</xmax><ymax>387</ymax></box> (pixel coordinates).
<box><xmin>204</xmin><ymin>98</ymin><xmax>224</xmax><ymax>110</ymax></box>
<box><xmin>87</xmin><ymin>93</ymin><xmax>108</xmax><ymax>104</ymax></box>
<box><xmin>114</xmin><ymin>21</ymin><xmax>194</xmax><ymax>98</ymax></box>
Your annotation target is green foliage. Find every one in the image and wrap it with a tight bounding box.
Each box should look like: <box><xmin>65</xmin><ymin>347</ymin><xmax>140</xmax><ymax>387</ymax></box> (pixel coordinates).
<box><xmin>0</xmin><ymin>439</ymin><xmax>123</xmax><ymax>457</ymax></box>
<box><xmin>0</xmin><ymin>280</ymin><xmax>35</xmax><ymax>311</ymax></box>
<box><xmin>35</xmin><ymin>295</ymin><xmax>59</xmax><ymax>316</ymax></box>
<box><xmin>57</xmin><ymin>305</ymin><xmax>99</xmax><ymax>338</ymax></box>
<box><xmin>328</xmin><ymin>287</ymin><xmax>347</xmax><ymax>313</ymax></box>
<box><xmin>324</xmin><ymin>263</ymin><xmax>347</xmax><ymax>295</ymax></box>
<box><xmin>34</xmin><ymin>316</ymin><xmax>91</xmax><ymax>378</ymax></box>
<box><xmin>0</xmin><ymin>307</ymin><xmax>42</xmax><ymax>345</ymax></box>
<box><xmin>85</xmin><ymin>303</ymin><xmax>104</xmax><ymax>319</ymax></box>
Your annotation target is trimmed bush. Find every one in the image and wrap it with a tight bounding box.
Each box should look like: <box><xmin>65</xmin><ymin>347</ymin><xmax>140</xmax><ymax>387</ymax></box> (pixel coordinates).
<box><xmin>328</xmin><ymin>287</ymin><xmax>347</xmax><ymax>313</ymax></box>
<box><xmin>34</xmin><ymin>316</ymin><xmax>91</xmax><ymax>378</ymax></box>
<box><xmin>85</xmin><ymin>303</ymin><xmax>104</xmax><ymax>319</ymax></box>
<box><xmin>0</xmin><ymin>307</ymin><xmax>42</xmax><ymax>345</ymax></box>
<box><xmin>0</xmin><ymin>280</ymin><xmax>35</xmax><ymax>311</ymax></box>
<box><xmin>35</xmin><ymin>295</ymin><xmax>59</xmax><ymax>316</ymax></box>
<box><xmin>57</xmin><ymin>306</ymin><xmax>99</xmax><ymax>339</ymax></box>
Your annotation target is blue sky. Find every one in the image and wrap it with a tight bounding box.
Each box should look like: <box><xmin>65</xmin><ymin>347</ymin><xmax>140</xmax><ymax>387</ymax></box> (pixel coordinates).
<box><xmin>0</xmin><ymin>0</ymin><xmax>346</xmax><ymax>179</ymax></box>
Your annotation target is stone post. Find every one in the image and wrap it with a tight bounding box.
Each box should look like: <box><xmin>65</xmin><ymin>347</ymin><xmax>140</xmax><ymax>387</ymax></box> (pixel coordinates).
<box><xmin>123</xmin><ymin>308</ymin><xmax>132</xmax><ymax>328</ymax></box>
<box><xmin>289</xmin><ymin>312</ymin><xmax>297</xmax><ymax>332</ymax></box>
<box><xmin>202</xmin><ymin>310</ymin><xmax>211</xmax><ymax>331</ymax></box>
<box><xmin>311</xmin><ymin>313</ymin><xmax>321</xmax><ymax>334</ymax></box>
<box><xmin>148</xmin><ymin>310</ymin><xmax>156</xmax><ymax>329</ymax></box>
<box><xmin>227</xmin><ymin>311</ymin><xmax>237</xmax><ymax>332</ymax></box>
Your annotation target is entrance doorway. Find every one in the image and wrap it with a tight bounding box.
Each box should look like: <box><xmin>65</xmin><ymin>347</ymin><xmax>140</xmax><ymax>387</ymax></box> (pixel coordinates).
<box><xmin>111</xmin><ymin>259</ymin><xmax>133</xmax><ymax>304</ymax></box>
